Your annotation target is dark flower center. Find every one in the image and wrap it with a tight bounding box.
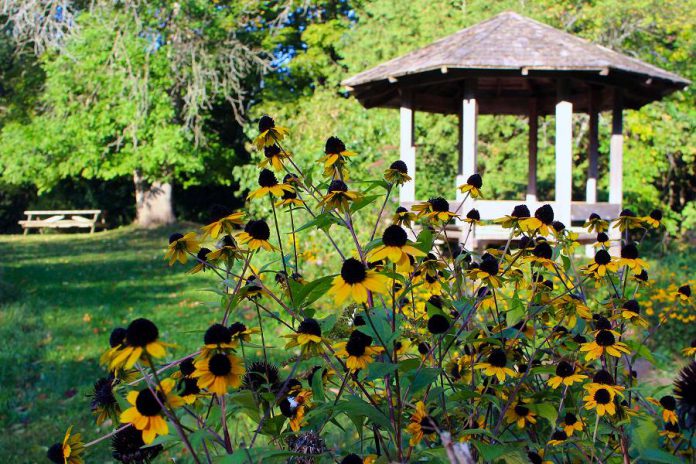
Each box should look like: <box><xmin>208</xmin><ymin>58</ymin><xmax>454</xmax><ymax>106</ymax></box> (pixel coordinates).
<box><xmin>47</xmin><ymin>443</ymin><xmax>64</xmax><ymax>464</ymax></box>
<box><xmin>533</xmin><ymin>241</ymin><xmax>553</xmax><ymax>260</ymax></box>
<box><xmin>511</xmin><ymin>205</ymin><xmax>530</xmax><ymax>218</ymax></box>
<box><xmin>678</xmin><ymin>284</ymin><xmax>691</xmax><ymax>297</ymax></box>
<box><xmin>197</xmin><ymin>248</ymin><xmax>211</xmax><ymax>261</ymax></box>
<box><xmin>284</xmin><ymin>173</ymin><xmax>299</xmax><ymax>184</ymax></box>
<box><xmin>353</xmin><ymin>315</ymin><xmax>366</xmax><ymax>326</ymax></box>
<box><xmin>418</xmin><ymin>342</ymin><xmax>430</xmax><ymax>355</ymax></box>
<box><xmin>328</xmin><ymin>179</ymin><xmax>348</xmax><ymax>193</ymax></box>
<box><xmin>564</xmin><ymin>413</ymin><xmax>578</xmax><ymax>425</ymax></box>
<box><xmin>593</xmin><ymin>369</ymin><xmax>615</xmax><ymax>385</ymax></box>
<box><xmin>479</xmin><ymin>254</ymin><xmax>499</xmax><ymax>276</ymax></box>
<box><xmin>594</xmin><ymin>388</ymin><xmax>611</xmax><ymax>404</ymax></box>
<box><xmin>487</xmin><ymin>349</ymin><xmax>507</xmax><ymax>368</ymax></box>
<box><xmin>298</xmin><ymin>318</ymin><xmax>322</xmax><ymax>337</ymax></box>
<box><xmin>135</xmin><ymin>388</ymin><xmax>164</xmax><ymax>416</ymax></box>
<box><xmin>555</xmin><ymin>361</ymin><xmax>574</xmax><ymax>377</ymax></box>
<box><xmin>621</xmin><ymin>243</ymin><xmax>639</xmax><ymax>259</ymax></box>
<box><xmin>168</xmin><ymin>232</ymin><xmax>183</xmax><ymax>244</ymax></box>
<box><xmin>650</xmin><ymin>209</ymin><xmax>663</xmax><ymax>221</ymax></box>
<box><xmin>551</xmin><ymin>430</ymin><xmax>568</xmax><ymax>441</ymax></box>
<box><xmin>665</xmin><ymin>422</ymin><xmax>680</xmax><ymax>433</ymax></box>
<box><xmin>258</xmin><ymin>169</ymin><xmax>278</xmax><ymax>187</ymax></box>
<box><xmin>574</xmin><ymin>334</ymin><xmax>587</xmax><ymax>344</ymax></box>
<box><xmin>91</xmin><ymin>377</ymin><xmax>116</xmax><ymax>409</ymax></box>
<box><xmin>514</xmin><ymin>404</ymin><xmax>530</xmax><ymax>416</ymax></box>
<box><xmin>180</xmin><ymin>377</ymin><xmax>201</xmax><ymax>397</ymax></box>
<box><xmin>528</xmin><ymin>452</ymin><xmax>543</xmax><ymax>464</ymax></box>
<box><xmin>109</xmin><ymin>327</ymin><xmax>127</xmax><ymax>348</ymax></box>
<box><xmin>594</xmin><ymin>249</ymin><xmax>611</xmax><ymax>265</ymax></box>
<box><xmin>552</xmin><ymin>221</ymin><xmax>565</xmax><ymax>232</ymax></box>
<box><xmin>595</xmin><ymin>330</ymin><xmax>616</xmax><ymax>346</ymax></box>
<box><xmin>594</xmin><ymin>316</ymin><xmax>612</xmax><ymax>331</ymax></box>
<box><xmin>208</xmin><ymin>353</ymin><xmax>232</xmax><ymax>376</ymax></box>
<box><xmin>382</xmin><ymin>225</ymin><xmax>408</xmax><ymax>247</ymax></box>
<box><xmin>534</xmin><ymin>204</ymin><xmax>554</xmax><ymax>224</ymax></box>
<box><xmin>622</xmin><ymin>300</ymin><xmax>640</xmax><ymax>313</ymax></box>
<box><xmin>245</xmin><ymin>220</ymin><xmax>271</xmax><ymax>240</ymax></box>
<box><xmin>427</xmin><ymin>295</ymin><xmax>443</xmax><ymax>308</ymax></box>
<box><xmin>244</xmin><ymin>361</ymin><xmax>280</xmax><ymax>391</ymax></box>
<box><xmin>258</xmin><ymin>115</ymin><xmax>275</xmax><ymax>132</ymax></box>
<box><xmin>341</xmin><ymin>258</ymin><xmax>367</xmax><ymax>284</ymax></box>
<box><xmin>419</xmin><ymin>415</ymin><xmax>438</xmax><ymax>434</ymax></box>
<box><xmin>112</xmin><ymin>425</ymin><xmax>163</xmax><ymax>463</ymax></box>
<box><xmin>180</xmin><ymin>358</ymin><xmax>196</xmax><ymax>377</ymax></box>
<box><xmin>282</xmin><ymin>189</ymin><xmax>298</xmax><ymax>200</ymax></box>
<box><xmin>466</xmin><ymin>173</ymin><xmax>483</xmax><ymax>188</ymax></box>
<box><xmin>125</xmin><ymin>318</ymin><xmax>159</xmax><ymax>347</ymax></box>
<box><xmin>466</xmin><ymin>209</ymin><xmax>480</xmax><ymax>221</ymax></box>
<box><xmin>389</xmin><ymin>160</ymin><xmax>408</xmax><ymax>173</ymax></box>
<box><xmin>636</xmin><ymin>270</ymin><xmax>649</xmax><ymax>281</ymax></box>
<box><xmin>204</xmin><ymin>323</ymin><xmax>232</xmax><ymax>345</ymax></box>
<box><xmin>264</xmin><ymin>144</ymin><xmax>281</xmax><ymax>158</ymax></box>
<box><xmin>279</xmin><ymin>398</ymin><xmax>296</xmax><ymax>417</ymax></box>
<box><xmin>229</xmin><ymin>322</ymin><xmax>248</xmax><ymax>336</ymax></box>
<box><xmin>620</xmin><ymin>209</ymin><xmax>636</xmax><ymax>217</ymax></box>
<box><xmin>674</xmin><ymin>362</ymin><xmax>696</xmax><ymax>409</ymax></box>
<box><xmin>660</xmin><ymin>395</ymin><xmax>676</xmax><ymax>410</ymax></box>
<box><xmin>325</xmin><ymin>136</ymin><xmax>346</xmax><ymax>154</ymax></box>
<box><xmin>396</xmin><ymin>206</ymin><xmax>408</xmax><ymax>214</ymax></box>
<box><xmin>340</xmin><ymin>453</ymin><xmax>364</xmax><ymax>464</ymax></box>
<box><xmin>346</xmin><ymin>330</ymin><xmax>372</xmax><ymax>356</ymax></box>
<box><xmin>428</xmin><ymin>197</ymin><xmax>450</xmax><ymax>212</ymax></box>
<box><xmin>597</xmin><ymin>232</ymin><xmax>609</xmax><ymax>243</ymax></box>
<box><xmin>221</xmin><ymin>235</ymin><xmax>236</xmax><ymax>248</ymax></box>
<box><xmin>427</xmin><ymin>314</ymin><xmax>450</xmax><ymax>334</ymax></box>
<box><xmin>589</xmin><ymin>213</ymin><xmax>601</xmax><ymax>221</ymax></box>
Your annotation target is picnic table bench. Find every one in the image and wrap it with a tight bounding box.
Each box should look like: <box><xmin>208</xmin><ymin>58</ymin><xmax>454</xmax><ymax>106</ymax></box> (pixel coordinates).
<box><xmin>19</xmin><ymin>210</ymin><xmax>103</xmax><ymax>235</ymax></box>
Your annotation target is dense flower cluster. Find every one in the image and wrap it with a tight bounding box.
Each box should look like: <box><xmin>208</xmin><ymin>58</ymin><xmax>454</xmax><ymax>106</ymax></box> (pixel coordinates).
<box><xmin>49</xmin><ymin>117</ymin><xmax>694</xmax><ymax>463</ymax></box>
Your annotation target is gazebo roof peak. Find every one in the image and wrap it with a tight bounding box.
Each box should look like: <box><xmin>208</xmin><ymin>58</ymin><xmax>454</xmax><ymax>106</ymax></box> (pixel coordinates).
<box><xmin>343</xmin><ymin>11</ymin><xmax>689</xmax><ymax>115</ymax></box>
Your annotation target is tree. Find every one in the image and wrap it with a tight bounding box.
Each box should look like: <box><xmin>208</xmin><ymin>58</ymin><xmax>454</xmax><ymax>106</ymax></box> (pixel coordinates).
<box><xmin>0</xmin><ymin>0</ymin><xmax>285</xmax><ymax>226</ymax></box>
<box><xmin>248</xmin><ymin>0</ymin><xmax>695</xmax><ymax>233</ymax></box>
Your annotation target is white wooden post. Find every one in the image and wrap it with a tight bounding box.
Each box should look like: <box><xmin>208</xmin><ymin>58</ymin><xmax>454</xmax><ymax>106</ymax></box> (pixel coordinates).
<box><xmin>586</xmin><ymin>87</ymin><xmax>599</xmax><ymax>204</ymax></box>
<box><xmin>555</xmin><ymin>80</ymin><xmax>573</xmax><ymax>227</ymax></box>
<box><xmin>608</xmin><ymin>90</ymin><xmax>623</xmax><ymax>255</ymax></box>
<box><xmin>456</xmin><ymin>80</ymin><xmax>478</xmax><ymax>202</ymax></box>
<box><xmin>526</xmin><ymin>99</ymin><xmax>538</xmax><ymax>202</ymax></box>
<box><xmin>609</xmin><ymin>91</ymin><xmax>623</xmax><ymax>206</ymax></box>
<box><xmin>399</xmin><ymin>91</ymin><xmax>415</xmax><ymax>204</ymax></box>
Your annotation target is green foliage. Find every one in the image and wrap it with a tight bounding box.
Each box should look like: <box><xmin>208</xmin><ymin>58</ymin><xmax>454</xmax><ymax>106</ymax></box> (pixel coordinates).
<box><xmin>249</xmin><ymin>0</ymin><xmax>695</xmax><ymax>233</ymax></box>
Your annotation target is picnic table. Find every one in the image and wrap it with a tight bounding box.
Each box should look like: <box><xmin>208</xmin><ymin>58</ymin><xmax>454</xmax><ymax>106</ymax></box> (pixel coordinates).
<box><xmin>19</xmin><ymin>210</ymin><xmax>103</xmax><ymax>235</ymax></box>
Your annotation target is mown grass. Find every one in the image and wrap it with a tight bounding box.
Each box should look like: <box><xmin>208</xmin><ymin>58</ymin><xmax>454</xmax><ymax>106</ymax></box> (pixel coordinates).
<box><xmin>0</xmin><ymin>227</ymin><xmax>693</xmax><ymax>462</ymax></box>
<box><xmin>0</xmin><ymin>225</ymin><xmax>225</xmax><ymax>463</ymax></box>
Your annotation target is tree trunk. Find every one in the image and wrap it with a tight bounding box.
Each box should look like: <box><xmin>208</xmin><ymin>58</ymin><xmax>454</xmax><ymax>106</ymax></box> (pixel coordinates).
<box><xmin>133</xmin><ymin>169</ymin><xmax>176</xmax><ymax>227</ymax></box>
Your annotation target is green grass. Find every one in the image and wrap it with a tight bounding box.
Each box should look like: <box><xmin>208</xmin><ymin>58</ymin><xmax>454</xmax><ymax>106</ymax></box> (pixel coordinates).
<box><xmin>0</xmin><ymin>225</ymin><xmax>223</xmax><ymax>463</ymax></box>
<box><xmin>0</xmin><ymin>227</ymin><xmax>693</xmax><ymax>462</ymax></box>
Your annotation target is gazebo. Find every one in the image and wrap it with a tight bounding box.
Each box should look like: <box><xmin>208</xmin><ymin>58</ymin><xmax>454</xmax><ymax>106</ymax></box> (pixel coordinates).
<box><xmin>342</xmin><ymin>12</ymin><xmax>689</xmax><ymax>249</ymax></box>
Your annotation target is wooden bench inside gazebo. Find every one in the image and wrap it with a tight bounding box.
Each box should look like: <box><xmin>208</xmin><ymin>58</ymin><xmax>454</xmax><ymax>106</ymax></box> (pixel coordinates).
<box><xmin>342</xmin><ymin>12</ymin><xmax>689</xmax><ymax>250</ymax></box>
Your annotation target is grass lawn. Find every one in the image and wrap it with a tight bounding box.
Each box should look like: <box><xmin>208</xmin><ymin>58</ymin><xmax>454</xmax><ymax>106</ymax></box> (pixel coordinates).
<box><xmin>0</xmin><ymin>225</ymin><xmax>227</xmax><ymax>463</ymax></box>
<box><xmin>0</xmin><ymin>226</ymin><xmax>693</xmax><ymax>463</ymax></box>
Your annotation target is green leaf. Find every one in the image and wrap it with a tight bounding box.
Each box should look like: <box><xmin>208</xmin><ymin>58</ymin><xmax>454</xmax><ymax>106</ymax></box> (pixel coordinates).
<box><xmin>474</xmin><ymin>442</ymin><xmax>526</xmax><ymax>464</ymax></box>
<box><xmin>292</xmin><ymin>275</ymin><xmax>335</xmax><ymax>308</ymax></box>
<box><xmin>363</xmin><ymin>361</ymin><xmax>399</xmax><ymax>381</ymax></box>
<box><xmin>638</xmin><ymin>448</ymin><xmax>684</xmax><ymax>463</ymax></box>
<box><xmin>350</xmin><ymin>194</ymin><xmax>382</xmax><ymax>213</ymax></box>
<box><xmin>310</xmin><ymin>365</ymin><xmax>326</xmax><ymax>402</ymax></box>
<box><xmin>402</xmin><ymin>367</ymin><xmax>439</xmax><ymax>396</ymax></box>
<box><xmin>335</xmin><ymin>395</ymin><xmax>394</xmax><ymax>433</ymax></box>
<box><xmin>529</xmin><ymin>402</ymin><xmax>557</xmax><ymax>425</ymax></box>
<box><xmin>295</xmin><ymin>213</ymin><xmax>342</xmax><ymax>232</ymax></box>
<box><xmin>630</xmin><ymin>416</ymin><xmax>660</xmax><ymax>454</ymax></box>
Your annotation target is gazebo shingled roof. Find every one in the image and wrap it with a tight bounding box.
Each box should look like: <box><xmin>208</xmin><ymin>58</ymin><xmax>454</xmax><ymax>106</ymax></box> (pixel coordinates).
<box><xmin>341</xmin><ymin>11</ymin><xmax>689</xmax><ymax>252</ymax></box>
<box><xmin>343</xmin><ymin>11</ymin><xmax>690</xmax><ymax>115</ymax></box>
